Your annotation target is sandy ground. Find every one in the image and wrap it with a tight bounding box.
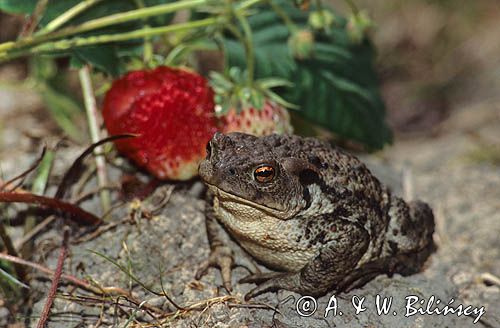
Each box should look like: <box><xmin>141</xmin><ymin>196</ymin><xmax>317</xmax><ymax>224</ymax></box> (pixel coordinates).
<box><xmin>1</xmin><ymin>1</ymin><xmax>500</xmax><ymax>323</ymax></box>
<box><xmin>0</xmin><ymin>82</ymin><xmax>499</xmax><ymax>326</ymax></box>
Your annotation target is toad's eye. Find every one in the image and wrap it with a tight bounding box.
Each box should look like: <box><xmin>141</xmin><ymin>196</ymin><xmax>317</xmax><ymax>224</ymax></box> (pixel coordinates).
<box><xmin>254</xmin><ymin>165</ymin><xmax>275</xmax><ymax>183</ymax></box>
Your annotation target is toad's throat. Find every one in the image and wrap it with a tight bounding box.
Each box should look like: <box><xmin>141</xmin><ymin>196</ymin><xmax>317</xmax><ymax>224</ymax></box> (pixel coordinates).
<box><xmin>205</xmin><ymin>183</ymin><xmax>287</xmax><ymax>218</ymax></box>
<box><xmin>208</xmin><ymin>185</ymin><xmax>315</xmax><ymax>271</ymax></box>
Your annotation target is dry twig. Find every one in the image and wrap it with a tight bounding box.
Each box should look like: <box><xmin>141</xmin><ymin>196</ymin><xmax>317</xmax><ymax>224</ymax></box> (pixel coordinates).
<box><xmin>37</xmin><ymin>227</ymin><xmax>70</xmax><ymax>328</ymax></box>
<box><xmin>0</xmin><ymin>192</ymin><xmax>102</xmax><ymax>225</ymax></box>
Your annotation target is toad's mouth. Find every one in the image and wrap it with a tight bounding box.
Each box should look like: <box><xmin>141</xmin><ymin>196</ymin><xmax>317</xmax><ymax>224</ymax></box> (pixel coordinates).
<box><xmin>204</xmin><ymin>183</ymin><xmax>289</xmax><ymax>219</ymax></box>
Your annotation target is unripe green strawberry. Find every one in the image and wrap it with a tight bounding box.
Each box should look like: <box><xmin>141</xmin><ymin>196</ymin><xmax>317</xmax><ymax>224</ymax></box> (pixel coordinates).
<box><xmin>308</xmin><ymin>10</ymin><xmax>335</xmax><ymax>30</ymax></box>
<box><xmin>102</xmin><ymin>66</ymin><xmax>217</xmax><ymax>180</ymax></box>
<box><xmin>347</xmin><ymin>10</ymin><xmax>373</xmax><ymax>44</ymax></box>
<box><xmin>288</xmin><ymin>29</ymin><xmax>315</xmax><ymax>60</ymax></box>
<box><xmin>210</xmin><ymin>69</ymin><xmax>295</xmax><ymax>137</ymax></box>
<box><xmin>220</xmin><ymin>101</ymin><xmax>293</xmax><ymax>136</ymax></box>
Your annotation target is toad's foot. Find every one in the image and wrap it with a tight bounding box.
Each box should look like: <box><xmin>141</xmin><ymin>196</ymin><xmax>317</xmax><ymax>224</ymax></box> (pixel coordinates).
<box><xmin>195</xmin><ymin>246</ymin><xmax>234</xmax><ymax>292</ymax></box>
<box><xmin>195</xmin><ymin>246</ymin><xmax>261</xmax><ymax>292</ymax></box>
<box><xmin>240</xmin><ymin>272</ymin><xmax>302</xmax><ymax>300</ymax></box>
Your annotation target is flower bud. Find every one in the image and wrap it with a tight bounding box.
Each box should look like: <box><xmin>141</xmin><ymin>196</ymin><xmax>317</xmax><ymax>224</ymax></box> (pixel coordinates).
<box><xmin>308</xmin><ymin>10</ymin><xmax>335</xmax><ymax>30</ymax></box>
<box><xmin>346</xmin><ymin>10</ymin><xmax>373</xmax><ymax>44</ymax></box>
<box><xmin>288</xmin><ymin>29</ymin><xmax>315</xmax><ymax>60</ymax></box>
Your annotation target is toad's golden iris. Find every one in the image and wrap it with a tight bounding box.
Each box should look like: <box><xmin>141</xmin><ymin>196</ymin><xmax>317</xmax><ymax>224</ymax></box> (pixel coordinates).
<box><xmin>254</xmin><ymin>165</ymin><xmax>275</xmax><ymax>183</ymax></box>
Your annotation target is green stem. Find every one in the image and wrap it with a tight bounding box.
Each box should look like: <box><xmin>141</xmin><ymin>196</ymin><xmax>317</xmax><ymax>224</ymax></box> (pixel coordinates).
<box><xmin>235</xmin><ymin>12</ymin><xmax>254</xmax><ymax>85</ymax></box>
<box><xmin>0</xmin><ymin>0</ymin><xmax>208</xmax><ymax>53</ymax></box>
<box><xmin>0</xmin><ymin>18</ymin><xmax>217</xmax><ymax>62</ymax></box>
<box><xmin>0</xmin><ymin>0</ymin><xmax>265</xmax><ymax>64</ymax></box>
<box><xmin>18</xmin><ymin>0</ymin><xmax>49</xmax><ymax>38</ymax></box>
<box><xmin>237</xmin><ymin>0</ymin><xmax>266</xmax><ymax>10</ymax></box>
<box><xmin>224</xmin><ymin>23</ymin><xmax>245</xmax><ymax>47</ymax></box>
<box><xmin>39</xmin><ymin>0</ymin><xmax>105</xmax><ymax>34</ymax></box>
<box><xmin>133</xmin><ymin>0</ymin><xmax>153</xmax><ymax>64</ymax></box>
<box><xmin>79</xmin><ymin>66</ymin><xmax>110</xmax><ymax>215</ymax></box>
<box><xmin>267</xmin><ymin>0</ymin><xmax>297</xmax><ymax>33</ymax></box>
<box><xmin>315</xmin><ymin>0</ymin><xmax>323</xmax><ymax>10</ymax></box>
<box><xmin>343</xmin><ymin>0</ymin><xmax>360</xmax><ymax>14</ymax></box>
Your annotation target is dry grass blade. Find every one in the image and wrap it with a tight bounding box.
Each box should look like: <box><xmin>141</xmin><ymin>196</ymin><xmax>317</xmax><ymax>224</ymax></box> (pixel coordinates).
<box><xmin>158</xmin><ymin>261</ymin><xmax>184</xmax><ymax>311</ymax></box>
<box><xmin>0</xmin><ymin>146</ymin><xmax>46</xmax><ymax>191</ymax></box>
<box><xmin>89</xmin><ymin>250</ymin><xmax>184</xmax><ymax>311</ymax></box>
<box><xmin>0</xmin><ymin>192</ymin><xmax>102</xmax><ymax>225</ymax></box>
<box><xmin>0</xmin><ymin>220</ymin><xmax>26</xmax><ymax>280</ymax></box>
<box><xmin>55</xmin><ymin>134</ymin><xmax>136</xmax><ymax>200</ymax></box>
<box><xmin>0</xmin><ymin>252</ymin><xmax>166</xmax><ymax>317</ymax></box>
<box><xmin>0</xmin><ymin>267</ymin><xmax>29</xmax><ymax>289</ymax></box>
<box><xmin>0</xmin><ymin>252</ymin><xmax>100</xmax><ymax>292</ymax></box>
<box><xmin>15</xmin><ymin>215</ymin><xmax>57</xmax><ymax>250</ymax></box>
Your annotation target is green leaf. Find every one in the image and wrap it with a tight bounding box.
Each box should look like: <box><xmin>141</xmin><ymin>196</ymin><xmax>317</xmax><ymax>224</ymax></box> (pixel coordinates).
<box><xmin>0</xmin><ymin>0</ymin><xmax>37</xmax><ymax>14</ymax></box>
<box><xmin>71</xmin><ymin>45</ymin><xmax>123</xmax><ymax>77</ymax></box>
<box><xmin>222</xmin><ymin>1</ymin><xmax>392</xmax><ymax>150</ymax></box>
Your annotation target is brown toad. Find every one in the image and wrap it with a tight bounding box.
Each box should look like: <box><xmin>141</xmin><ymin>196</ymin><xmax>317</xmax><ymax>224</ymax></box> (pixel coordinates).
<box><xmin>196</xmin><ymin>132</ymin><xmax>435</xmax><ymax>299</ymax></box>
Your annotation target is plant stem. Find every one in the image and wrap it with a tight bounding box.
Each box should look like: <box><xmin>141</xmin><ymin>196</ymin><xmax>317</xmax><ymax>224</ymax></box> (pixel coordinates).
<box><xmin>0</xmin><ymin>252</ymin><xmax>168</xmax><ymax>315</ymax></box>
<box><xmin>36</xmin><ymin>227</ymin><xmax>69</xmax><ymax>328</ymax></box>
<box><xmin>18</xmin><ymin>0</ymin><xmax>49</xmax><ymax>38</ymax></box>
<box><xmin>0</xmin><ymin>18</ymin><xmax>218</xmax><ymax>62</ymax></box>
<box><xmin>235</xmin><ymin>12</ymin><xmax>254</xmax><ymax>85</ymax></box>
<box><xmin>0</xmin><ymin>0</ymin><xmax>265</xmax><ymax>64</ymax></box>
<box><xmin>0</xmin><ymin>0</ymin><xmax>208</xmax><ymax>53</ymax></box>
<box><xmin>267</xmin><ymin>0</ymin><xmax>297</xmax><ymax>33</ymax></box>
<box><xmin>0</xmin><ymin>222</ymin><xmax>26</xmax><ymax>281</ymax></box>
<box><xmin>79</xmin><ymin>66</ymin><xmax>111</xmax><ymax>215</ymax></box>
<box><xmin>133</xmin><ymin>0</ymin><xmax>153</xmax><ymax>64</ymax></box>
<box><xmin>343</xmin><ymin>0</ymin><xmax>360</xmax><ymax>14</ymax></box>
<box><xmin>39</xmin><ymin>0</ymin><xmax>105</xmax><ymax>34</ymax></box>
<box><xmin>237</xmin><ymin>0</ymin><xmax>266</xmax><ymax>11</ymax></box>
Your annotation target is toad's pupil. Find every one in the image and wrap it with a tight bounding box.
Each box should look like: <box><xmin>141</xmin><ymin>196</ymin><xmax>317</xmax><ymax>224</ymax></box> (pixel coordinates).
<box><xmin>254</xmin><ymin>166</ymin><xmax>275</xmax><ymax>182</ymax></box>
<box><xmin>257</xmin><ymin>169</ymin><xmax>272</xmax><ymax>177</ymax></box>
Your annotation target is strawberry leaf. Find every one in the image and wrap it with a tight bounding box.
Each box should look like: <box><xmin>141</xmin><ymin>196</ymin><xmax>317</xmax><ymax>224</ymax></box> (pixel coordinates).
<box><xmin>0</xmin><ymin>0</ymin><xmax>37</xmax><ymax>14</ymax></box>
<box><xmin>222</xmin><ymin>1</ymin><xmax>392</xmax><ymax>150</ymax></box>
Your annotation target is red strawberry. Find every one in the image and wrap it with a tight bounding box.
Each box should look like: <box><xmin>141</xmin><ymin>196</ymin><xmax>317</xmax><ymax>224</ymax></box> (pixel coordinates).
<box><xmin>220</xmin><ymin>100</ymin><xmax>293</xmax><ymax>136</ymax></box>
<box><xmin>103</xmin><ymin>66</ymin><xmax>217</xmax><ymax>180</ymax></box>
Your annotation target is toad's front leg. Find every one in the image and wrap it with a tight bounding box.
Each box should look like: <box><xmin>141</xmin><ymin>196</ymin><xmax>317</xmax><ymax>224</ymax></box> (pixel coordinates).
<box><xmin>241</xmin><ymin>220</ymin><xmax>369</xmax><ymax>300</ymax></box>
<box><xmin>195</xmin><ymin>192</ymin><xmax>259</xmax><ymax>292</ymax></box>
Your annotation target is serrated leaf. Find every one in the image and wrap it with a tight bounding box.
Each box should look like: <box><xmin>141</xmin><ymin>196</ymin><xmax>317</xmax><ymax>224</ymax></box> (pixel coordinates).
<box><xmin>71</xmin><ymin>45</ymin><xmax>122</xmax><ymax>77</ymax></box>
<box><xmin>222</xmin><ymin>1</ymin><xmax>392</xmax><ymax>150</ymax></box>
